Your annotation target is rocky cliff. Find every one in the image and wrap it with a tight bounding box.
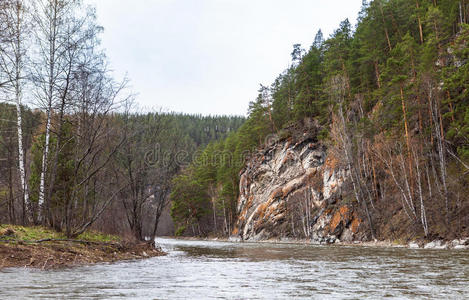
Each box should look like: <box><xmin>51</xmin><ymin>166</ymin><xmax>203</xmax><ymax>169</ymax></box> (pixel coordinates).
<box><xmin>232</xmin><ymin>125</ymin><xmax>368</xmax><ymax>243</ymax></box>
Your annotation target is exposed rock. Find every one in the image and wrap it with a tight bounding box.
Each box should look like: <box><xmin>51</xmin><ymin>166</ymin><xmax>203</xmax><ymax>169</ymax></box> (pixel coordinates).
<box><xmin>232</xmin><ymin>127</ymin><xmax>364</xmax><ymax>243</ymax></box>
<box><xmin>449</xmin><ymin>238</ymin><xmax>469</xmax><ymax>249</ymax></box>
<box><xmin>228</xmin><ymin>236</ymin><xmax>241</xmax><ymax>242</ymax></box>
<box><xmin>340</xmin><ymin>228</ymin><xmax>354</xmax><ymax>243</ymax></box>
<box><xmin>424</xmin><ymin>240</ymin><xmax>447</xmax><ymax>249</ymax></box>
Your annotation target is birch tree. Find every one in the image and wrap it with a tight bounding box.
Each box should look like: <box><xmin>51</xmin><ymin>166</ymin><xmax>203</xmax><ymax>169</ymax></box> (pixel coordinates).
<box><xmin>45</xmin><ymin>4</ymin><xmax>103</xmax><ymax>228</ymax></box>
<box><xmin>0</xmin><ymin>0</ymin><xmax>31</xmax><ymax>223</ymax></box>
<box><xmin>30</xmin><ymin>0</ymin><xmax>81</xmax><ymax>222</ymax></box>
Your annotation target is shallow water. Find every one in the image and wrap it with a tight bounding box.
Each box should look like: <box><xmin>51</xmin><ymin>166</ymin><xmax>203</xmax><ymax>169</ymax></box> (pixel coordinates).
<box><xmin>1</xmin><ymin>238</ymin><xmax>468</xmax><ymax>299</ymax></box>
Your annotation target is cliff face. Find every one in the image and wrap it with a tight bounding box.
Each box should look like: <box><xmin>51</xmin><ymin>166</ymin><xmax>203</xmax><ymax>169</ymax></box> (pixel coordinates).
<box><xmin>233</xmin><ymin>130</ymin><xmax>367</xmax><ymax>243</ymax></box>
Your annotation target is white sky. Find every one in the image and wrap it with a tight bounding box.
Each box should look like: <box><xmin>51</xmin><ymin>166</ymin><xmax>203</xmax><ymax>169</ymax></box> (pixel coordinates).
<box><xmin>84</xmin><ymin>0</ymin><xmax>364</xmax><ymax>116</ymax></box>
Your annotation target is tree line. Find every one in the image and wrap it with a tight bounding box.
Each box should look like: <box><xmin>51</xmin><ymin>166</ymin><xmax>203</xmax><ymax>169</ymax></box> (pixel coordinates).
<box><xmin>170</xmin><ymin>0</ymin><xmax>469</xmax><ymax>241</ymax></box>
<box><xmin>0</xmin><ymin>0</ymin><xmax>245</xmax><ymax>241</ymax></box>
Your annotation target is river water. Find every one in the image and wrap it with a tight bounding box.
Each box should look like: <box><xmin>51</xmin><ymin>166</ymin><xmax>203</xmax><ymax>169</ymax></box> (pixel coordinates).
<box><xmin>1</xmin><ymin>238</ymin><xmax>468</xmax><ymax>299</ymax></box>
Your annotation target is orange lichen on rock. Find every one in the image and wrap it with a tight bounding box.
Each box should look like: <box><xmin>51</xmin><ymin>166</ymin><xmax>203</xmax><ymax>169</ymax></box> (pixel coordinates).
<box><xmin>323</xmin><ymin>206</ymin><xmax>360</xmax><ymax>236</ymax></box>
<box><xmin>238</xmin><ymin>195</ymin><xmax>254</xmax><ymax>223</ymax></box>
<box><xmin>329</xmin><ymin>206</ymin><xmax>351</xmax><ymax>232</ymax></box>
<box><xmin>329</xmin><ymin>212</ymin><xmax>342</xmax><ymax>233</ymax></box>
<box><xmin>257</xmin><ymin>202</ymin><xmax>270</xmax><ymax>220</ymax></box>
<box><xmin>338</xmin><ymin>205</ymin><xmax>350</xmax><ymax>217</ymax></box>
<box><xmin>270</xmin><ymin>187</ymin><xmax>283</xmax><ymax>201</ymax></box>
<box><xmin>280</xmin><ymin>151</ymin><xmax>295</xmax><ymax>166</ymax></box>
<box><xmin>324</xmin><ymin>154</ymin><xmax>339</xmax><ymax>170</ymax></box>
<box><xmin>350</xmin><ymin>214</ymin><xmax>361</xmax><ymax>234</ymax></box>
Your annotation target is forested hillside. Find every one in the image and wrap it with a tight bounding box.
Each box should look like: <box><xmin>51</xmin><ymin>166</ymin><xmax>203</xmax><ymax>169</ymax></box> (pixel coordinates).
<box><xmin>2</xmin><ymin>0</ymin><xmax>469</xmax><ymax>243</ymax></box>
<box><xmin>171</xmin><ymin>0</ymin><xmax>469</xmax><ymax>241</ymax></box>
<box><xmin>0</xmin><ymin>0</ymin><xmax>245</xmax><ymax>240</ymax></box>
<box><xmin>1</xmin><ymin>102</ymin><xmax>243</xmax><ymax>238</ymax></box>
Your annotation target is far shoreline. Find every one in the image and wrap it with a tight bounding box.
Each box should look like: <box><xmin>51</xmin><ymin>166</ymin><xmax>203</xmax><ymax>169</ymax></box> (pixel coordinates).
<box><xmin>158</xmin><ymin>235</ymin><xmax>469</xmax><ymax>250</ymax></box>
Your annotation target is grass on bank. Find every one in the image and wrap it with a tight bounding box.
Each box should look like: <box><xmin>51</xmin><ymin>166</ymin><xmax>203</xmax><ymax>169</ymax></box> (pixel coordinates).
<box><xmin>0</xmin><ymin>224</ymin><xmax>121</xmax><ymax>243</ymax></box>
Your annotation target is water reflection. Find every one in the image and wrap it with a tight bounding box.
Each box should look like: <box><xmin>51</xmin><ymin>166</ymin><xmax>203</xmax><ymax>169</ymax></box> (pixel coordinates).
<box><xmin>0</xmin><ymin>238</ymin><xmax>468</xmax><ymax>299</ymax></box>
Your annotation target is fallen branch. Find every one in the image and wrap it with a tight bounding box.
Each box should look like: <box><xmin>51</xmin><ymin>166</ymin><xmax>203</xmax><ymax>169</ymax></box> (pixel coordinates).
<box><xmin>35</xmin><ymin>238</ymin><xmax>97</xmax><ymax>244</ymax></box>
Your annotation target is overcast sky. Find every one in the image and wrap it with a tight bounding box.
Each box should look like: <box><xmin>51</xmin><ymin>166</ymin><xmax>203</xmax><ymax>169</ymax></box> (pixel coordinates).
<box><xmin>84</xmin><ymin>0</ymin><xmax>364</xmax><ymax>116</ymax></box>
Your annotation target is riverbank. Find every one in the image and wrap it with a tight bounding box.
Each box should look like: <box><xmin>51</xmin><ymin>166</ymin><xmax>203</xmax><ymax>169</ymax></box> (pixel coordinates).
<box><xmin>0</xmin><ymin>225</ymin><xmax>165</xmax><ymax>270</ymax></box>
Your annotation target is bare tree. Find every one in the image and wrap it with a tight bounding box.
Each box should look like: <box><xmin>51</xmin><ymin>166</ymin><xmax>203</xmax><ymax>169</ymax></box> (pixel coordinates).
<box><xmin>117</xmin><ymin>111</ymin><xmax>186</xmax><ymax>241</ymax></box>
<box><xmin>30</xmin><ymin>0</ymin><xmax>109</xmax><ymax>224</ymax></box>
<box><xmin>45</xmin><ymin>4</ymin><xmax>104</xmax><ymax>229</ymax></box>
<box><xmin>428</xmin><ymin>84</ymin><xmax>449</xmax><ymax>225</ymax></box>
<box><xmin>59</xmin><ymin>55</ymin><xmax>129</xmax><ymax>237</ymax></box>
<box><xmin>374</xmin><ymin>140</ymin><xmax>417</xmax><ymax>221</ymax></box>
<box><xmin>329</xmin><ymin>75</ymin><xmax>375</xmax><ymax>239</ymax></box>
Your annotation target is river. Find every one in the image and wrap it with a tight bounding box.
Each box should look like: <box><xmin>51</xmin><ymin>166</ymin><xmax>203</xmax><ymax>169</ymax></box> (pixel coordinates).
<box><xmin>1</xmin><ymin>238</ymin><xmax>468</xmax><ymax>299</ymax></box>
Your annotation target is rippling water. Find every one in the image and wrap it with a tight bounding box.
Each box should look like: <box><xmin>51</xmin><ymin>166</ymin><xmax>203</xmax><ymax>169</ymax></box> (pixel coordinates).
<box><xmin>1</xmin><ymin>238</ymin><xmax>468</xmax><ymax>299</ymax></box>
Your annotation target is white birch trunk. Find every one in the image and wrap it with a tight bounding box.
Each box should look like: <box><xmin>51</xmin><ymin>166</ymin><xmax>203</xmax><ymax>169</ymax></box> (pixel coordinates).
<box><xmin>38</xmin><ymin>109</ymin><xmax>51</xmax><ymax>220</ymax></box>
<box><xmin>10</xmin><ymin>0</ymin><xmax>30</xmax><ymax>220</ymax></box>
<box><xmin>15</xmin><ymin>87</ymin><xmax>29</xmax><ymax>213</ymax></box>
<box><xmin>222</xmin><ymin>198</ymin><xmax>228</xmax><ymax>235</ymax></box>
<box><xmin>413</xmin><ymin>150</ymin><xmax>428</xmax><ymax>236</ymax></box>
<box><xmin>37</xmin><ymin>0</ymin><xmax>58</xmax><ymax>222</ymax></box>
